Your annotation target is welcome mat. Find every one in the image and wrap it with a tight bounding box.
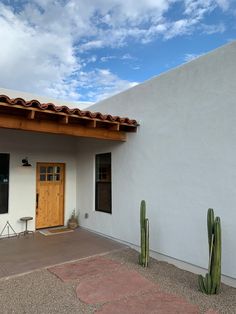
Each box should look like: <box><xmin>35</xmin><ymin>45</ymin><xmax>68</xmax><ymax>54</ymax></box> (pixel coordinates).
<box><xmin>39</xmin><ymin>228</ymin><xmax>74</xmax><ymax>236</ymax></box>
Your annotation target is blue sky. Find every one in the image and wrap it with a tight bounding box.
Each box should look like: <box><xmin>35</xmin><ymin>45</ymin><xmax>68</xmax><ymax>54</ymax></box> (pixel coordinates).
<box><xmin>0</xmin><ymin>0</ymin><xmax>235</xmax><ymax>107</ymax></box>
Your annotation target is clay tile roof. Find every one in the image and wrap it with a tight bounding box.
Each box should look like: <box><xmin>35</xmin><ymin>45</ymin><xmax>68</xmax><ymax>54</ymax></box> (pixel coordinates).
<box><xmin>0</xmin><ymin>94</ymin><xmax>138</xmax><ymax>126</ymax></box>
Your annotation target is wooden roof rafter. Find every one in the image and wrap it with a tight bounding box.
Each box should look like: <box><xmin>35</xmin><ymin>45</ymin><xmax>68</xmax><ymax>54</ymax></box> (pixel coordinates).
<box><xmin>0</xmin><ymin>95</ymin><xmax>138</xmax><ymax>141</ymax></box>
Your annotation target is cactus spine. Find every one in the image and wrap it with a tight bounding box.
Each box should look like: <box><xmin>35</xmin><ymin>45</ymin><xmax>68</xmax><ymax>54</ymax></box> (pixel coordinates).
<box><xmin>139</xmin><ymin>200</ymin><xmax>149</xmax><ymax>267</ymax></box>
<box><xmin>198</xmin><ymin>208</ymin><xmax>222</xmax><ymax>294</ymax></box>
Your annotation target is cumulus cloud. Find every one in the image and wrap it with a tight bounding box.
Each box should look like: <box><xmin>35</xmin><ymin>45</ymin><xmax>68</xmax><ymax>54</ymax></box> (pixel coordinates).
<box><xmin>0</xmin><ymin>0</ymin><xmax>232</xmax><ymax>102</ymax></box>
<box><xmin>0</xmin><ymin>3</ymin><xmax>79</xmax><ymax>100</ymax></box>
<box><xmin>216</xmin><ymin>0</ymin><xmax>231</xmax><ymax>10</ymax></box>
<box><xmin>76</xmin><ymin>69</ymin><xmax>139</xmax><ymax>102</ymax></box>
<box><xmin>201</xmin><ymin>22</ymin><xmax>226</xmax><ymax>34</ymax></box>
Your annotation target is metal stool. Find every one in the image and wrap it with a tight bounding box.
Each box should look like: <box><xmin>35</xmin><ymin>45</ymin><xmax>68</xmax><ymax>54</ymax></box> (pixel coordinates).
<box><xmin>18</xmin><ymin>217</ymin><xmax>34</xmax><ymax>237</ymax></box>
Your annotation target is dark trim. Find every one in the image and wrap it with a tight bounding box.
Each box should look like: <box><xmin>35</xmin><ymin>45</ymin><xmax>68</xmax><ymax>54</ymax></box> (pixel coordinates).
<box><xmin>95</xmin><ymin>153</ymin><xmax>112</xmax><ymax>214</ymax></box>
<box><xmin>0</xmin><ymin>153</ymin><xmax>10</xmax><ymax>214</ymax></box>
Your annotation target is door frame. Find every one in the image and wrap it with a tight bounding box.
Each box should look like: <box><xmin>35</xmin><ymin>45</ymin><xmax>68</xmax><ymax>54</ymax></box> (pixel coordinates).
<box><xmin>36</xmin><ymin>162</ymin><xmax>66</xmax><ymax>229</ymax></box>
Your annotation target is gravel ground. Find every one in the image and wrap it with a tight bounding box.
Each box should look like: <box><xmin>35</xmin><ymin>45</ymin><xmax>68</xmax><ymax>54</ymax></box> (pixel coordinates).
<box><xmin>0</xmin><ymin>248</ymin><xmax>235</xmax><ymax>314</ymax></box>
<box><xmin>107</xmin><ymin>248</ymin><xmax>236</xmax><ymax>314</ymax></box>
<box><xmin>0</xmin><ymin>270</ymin><xmax>96</xmax><ymax>314</ymax></box>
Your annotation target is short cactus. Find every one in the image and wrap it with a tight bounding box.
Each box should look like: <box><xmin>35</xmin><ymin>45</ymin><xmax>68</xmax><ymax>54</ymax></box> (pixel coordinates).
<box><xmin>198</xmin><ymin>208</ymin><xmax>222</xmax><ymax>294</ymax></box>
<box><xmin>139</xmin><ymin>200</ymin><xmax>149</xmax><ymax>267</ymax></box>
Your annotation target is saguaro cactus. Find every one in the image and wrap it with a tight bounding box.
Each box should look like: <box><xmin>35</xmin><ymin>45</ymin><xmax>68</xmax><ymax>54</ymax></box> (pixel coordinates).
<box><xmin>198</xmin><ymin>208</ymin><xmax>222</xmax><ymax>294</ymax></box>
<box><xmin>139</xmin><ymin>200</ymin><xmax>149</xmax><ymax>267</ymax></box>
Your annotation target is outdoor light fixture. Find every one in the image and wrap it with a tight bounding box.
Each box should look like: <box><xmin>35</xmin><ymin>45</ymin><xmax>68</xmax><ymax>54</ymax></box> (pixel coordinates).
<box><xmin>22</xmin><ymin>157</ymin><xmax>32</xmax><ymax>167</ymax></box>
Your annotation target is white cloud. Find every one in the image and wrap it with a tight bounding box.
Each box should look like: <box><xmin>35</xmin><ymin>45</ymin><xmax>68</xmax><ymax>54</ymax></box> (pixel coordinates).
<box><xmin>163</xmin><ymin>19</ymin><xmax>197</xmax><ymax>39</ymax></box>
<box><xmin>184</xmin><ymin>0</ymin><xmax>215</xmax><ymax>18</ymax></box>
<box><xmin>80</xmin><ymin>40</ymin><xmax>104</xmax><ymax>52</ymax></box>
<box><xmin>184</xmin><ymin>53</ymin><xmax>203</xmax><ymax>62</ymax></box>
<box><xmin>0</xmin><ymin>0</ymin><xmax>233</xmax><ymax>103</ymax></box>
<box><xmin>0</xmin><ymin>3</ymin><xmax>80</xmax><ymax>100</ymax></box>
<box><xmin>101</xmin><ymin>53</ymin><xmax>136</xmax><ymax>63</ymax></box>
<box><xmin>81</xmin><ymin>55</ymin><xmax>97</xmax><ymax>67</ymax></box>
<box><xmin>121</xmin><ymin>53</ymin><xmax>135</xmax><ymax>60</ymax></box>
<box><xmin>201</xmin><ymin>23</ymin><xmax>226</xmax><ymax>34</ymax></box>
<box><xmin>76</xmin><ymin>68</ymin><xmax>139</xmax><ymax>102</ymax></box>
<box><xmin>101</xmin><ymin>56</ymin><xmax>117</xmax><ymax>62</ymax></box>
<box><xmin>216</xmin><ymin>0</ymin><xmax>230</xmax><ymax>10</ymax></box>
<box><xmin>132</xmin><ymin>66</ymin><xmax>141</xmax><ymax>70</ymax></box>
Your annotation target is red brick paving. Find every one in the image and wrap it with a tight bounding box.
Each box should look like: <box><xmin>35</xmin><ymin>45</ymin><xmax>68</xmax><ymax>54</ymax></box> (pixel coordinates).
<box><xmin>96</xmin><ymin>290</ymin><xmax>200</xmax><ymax>314</ymax></box>
<box><xmin>48</xmin><ymin>255</ymin><xmax>217</xmax><ymax>313</ymax></box>
<box><xmin>48</xmin><ymin>256</ymin><xmax>122</xmax><ymax>282</ymax></box>
<box><xmin>76</xmin><ymin>268</ymin><xmax>156</xmax><ymax>304</ymax></box>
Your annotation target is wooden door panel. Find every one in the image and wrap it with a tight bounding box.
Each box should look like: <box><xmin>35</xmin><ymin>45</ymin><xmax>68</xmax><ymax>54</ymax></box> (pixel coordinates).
<box><xmin>37</xmin><ymin>188</ymin><xmax>48</xmax><ymax>228</ymax></box>
<box><xmin>36</xmin><ymin>163</ymin><xmax>65</xmax><ymax>229</ymax></box>
<box><xmin>47</xmin><ymin>184</ymin><xmax>63</xmax><ymax>227</ymax></box>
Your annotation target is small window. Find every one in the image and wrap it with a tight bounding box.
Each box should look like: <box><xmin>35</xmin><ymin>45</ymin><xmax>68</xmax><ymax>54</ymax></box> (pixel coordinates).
<box><xmin>39</xmin><ymin>165</ymin><xmax>61</xmax><ymax>182</ymax></box>
<box><xmin>95</xmin><ymin>153</ymin><xmax>112</xmax><ymax>214</ymax></box>
<box><xmin>0</xmin><ymin>154</ymin><xmax>9</xmax><ymax>214</ymax></box>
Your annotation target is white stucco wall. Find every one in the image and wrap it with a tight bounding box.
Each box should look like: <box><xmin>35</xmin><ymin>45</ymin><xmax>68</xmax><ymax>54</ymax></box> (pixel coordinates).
<box><xmin>0</xmin><ymin>129</ymin><xmax>77</xmax><ymax>233</ymax></box>
<box><xmin>76</xmin><ymin>42</ymin><xmax>236</xmax><ymax>283</ymax></box>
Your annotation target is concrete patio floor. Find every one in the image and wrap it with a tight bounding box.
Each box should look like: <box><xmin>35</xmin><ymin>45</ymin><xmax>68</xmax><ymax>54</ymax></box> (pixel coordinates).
<box><xmin>0</xmin><ymin>228</ymin><xmax>125</xmax><ymax>279</ymax></box>
<box><xmin>0</xmin><ymin>230</ymin><xmax>235</xmax><ymax>313</ymax></box>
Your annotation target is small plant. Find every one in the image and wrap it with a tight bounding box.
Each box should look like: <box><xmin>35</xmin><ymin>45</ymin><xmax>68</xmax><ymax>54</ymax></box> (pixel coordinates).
<box><xmin>68</xmin><ymin>209</ymin><xmax>79</xmax><ymax>229</ymax></box>
<box><xmin>198</xmin><ymin>208</ymin><xmax>222</xmax><ymax>294</ymax></box>
<box><xmin>71</xmin><ymin>209</ymin><xmax>77</xmax><ymax>220</ymax></box>
<box><xmin>139</xmin><ymin>200</ymin><xmax>149</xmax><ymax>267</ymax></box>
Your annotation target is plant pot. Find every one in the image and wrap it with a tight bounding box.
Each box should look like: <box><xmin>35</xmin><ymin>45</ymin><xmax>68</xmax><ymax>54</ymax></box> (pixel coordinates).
<box><xmin>68</xmin><ymin>218</ymin><xmax>78</xmax><ymax>229</ymax></box>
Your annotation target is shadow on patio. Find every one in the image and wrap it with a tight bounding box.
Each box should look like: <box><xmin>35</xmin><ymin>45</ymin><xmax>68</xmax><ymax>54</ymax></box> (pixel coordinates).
<box><xmin>0</xmin><ymin>228</ymin><xmax>126</xmax><ymax>279</ymax></box>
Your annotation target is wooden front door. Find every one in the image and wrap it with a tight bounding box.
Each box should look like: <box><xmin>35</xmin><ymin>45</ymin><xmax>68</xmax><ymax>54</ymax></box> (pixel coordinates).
<box><xmin>36</xmin><ymin>163</ymin><xmax>65</xmax><ymax>229</ymax></box>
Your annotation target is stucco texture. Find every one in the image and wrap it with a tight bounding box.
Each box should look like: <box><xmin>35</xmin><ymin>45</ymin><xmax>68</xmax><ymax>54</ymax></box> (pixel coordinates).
<box><xmin>77</xmin><ymin>42</ymin><xmax>236</xmax><ymax>282</ymax></box>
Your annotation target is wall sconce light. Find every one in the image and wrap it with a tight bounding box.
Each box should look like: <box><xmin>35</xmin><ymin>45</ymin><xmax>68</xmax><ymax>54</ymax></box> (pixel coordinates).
<box><xmin>22</xmin><ymin>157</ymin><xmax>32</xmax><ymax>167</ymax></box>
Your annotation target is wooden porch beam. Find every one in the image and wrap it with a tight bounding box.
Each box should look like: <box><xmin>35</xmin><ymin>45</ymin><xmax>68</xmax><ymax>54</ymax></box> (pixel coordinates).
<box><xmin>109</xmin><ymin>124</ymin><xmax>120</xmax><ymax>131</ymax></box>
<box><xmin>0</xmin><ymin>113</ymin><xmax>126</xmax><ymax>141</ymax></box>
<box><xmin>61</xmin><ymin>116</ymin><xmax>69</xmax><ymax>124</ymax></box>
<box><xmin>27</xmin><ymin>110</ymin><xmax>35</xmax><ymax>120</ymax></box>
<box><xmin>86</xmin><ymin>120</ymin><xmax>96</xmax><ymax>128</ymax></box>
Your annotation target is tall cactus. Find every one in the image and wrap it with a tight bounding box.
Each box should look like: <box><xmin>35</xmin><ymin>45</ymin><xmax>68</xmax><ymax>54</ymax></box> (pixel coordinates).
<box><xmin>198</xmin><ymin>208</ymin><xmax>222</xmax><ymax>294</ymax></box>
<box><xmin>139</xmin><ymin>200</ymin><xmax>149</xmax><ymax>267</ymax></box>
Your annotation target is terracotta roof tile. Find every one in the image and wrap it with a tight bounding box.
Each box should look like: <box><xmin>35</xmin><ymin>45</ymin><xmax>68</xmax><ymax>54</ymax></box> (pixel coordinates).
<box><xmin>0</xmin><ymin>95</ymin><xmax>138</xmax><ymax>126</ymax></box>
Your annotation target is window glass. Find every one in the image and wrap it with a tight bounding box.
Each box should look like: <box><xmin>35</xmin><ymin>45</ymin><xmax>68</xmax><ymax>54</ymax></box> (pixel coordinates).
<box><xmin>47</xmin><ymin>166</ymin><xmax>53</xmax><ymax>173</ymax></box>
<box><xmin>95</xmin><ymin>153</ymin><xmax>112</xmax><ymax>214</ymax></box>
<box><xmin>54</xmin><ymin>174</ymin><xmax>60</xmax><ymax>181</ymax></box>
<box><xmin>39</xmin><ymin>165</ymin><xmax>61</xmax><ymax>182</ymax></box>
<box><xmin>0</xmin><ymin>154</ymin><xmax>9</xmax><ymax>214</ymax></box>
<box><xmin>47</xmin><ymin>174</ymin><xmax>53</xmax><ymax>181</ymax></box>
<box><xmin>40</xmin><ymin>167</ymin><xmax>46</xmax><ymax>174</ymax></box>
<box><xmin>40</xmin><ymin>175</ymin><xmax>46</xmax><ymax>181</ymax></box>
<box><xmin>55</xmin><ymin>166</ymin><xmax>60</xmax><ymax>173</ymax></box>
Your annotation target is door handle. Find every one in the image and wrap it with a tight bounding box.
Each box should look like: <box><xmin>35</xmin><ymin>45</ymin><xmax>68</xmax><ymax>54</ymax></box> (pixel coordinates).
<box><xmin>36</xmin><ymin>193</ymin><xmax>39</xmax><ymax>211</ymax></box>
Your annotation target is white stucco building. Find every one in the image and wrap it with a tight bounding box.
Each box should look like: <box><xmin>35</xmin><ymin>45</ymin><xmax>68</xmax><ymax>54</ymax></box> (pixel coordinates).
<box><xmin>0</xmin><ymin>41</ymin><xmax>235</xmax><ymax>287</ymax></box>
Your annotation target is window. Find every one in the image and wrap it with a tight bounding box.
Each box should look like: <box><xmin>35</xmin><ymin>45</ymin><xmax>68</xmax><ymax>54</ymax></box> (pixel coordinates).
<box><xmin>95</xmin><ymin>153</ymin><xmax>112</xmax><ymax>213</ymax></box>
<box><xmin>0</xmin><ymin>154</ymin><xmax>9</xmax><ymax>214</ymax></box>
<box><xmin>39</xmin><ymin>166</ymin><xmax>61</xmax><ymax>182</ymax></box>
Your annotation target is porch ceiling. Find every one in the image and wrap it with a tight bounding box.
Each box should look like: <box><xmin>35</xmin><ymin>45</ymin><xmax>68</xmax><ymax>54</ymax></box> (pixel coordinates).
<box><xmin>0</xmin><ymin>95</ymin><xmax>138</xmax><ymax>141</ymax></box>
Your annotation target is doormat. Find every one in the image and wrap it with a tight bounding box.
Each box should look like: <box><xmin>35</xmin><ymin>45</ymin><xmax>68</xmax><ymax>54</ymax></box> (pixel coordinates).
<box><xmin>39</xmin><ymin>228</ymin><xmax>74</xmax><ymax>236</ymax></box>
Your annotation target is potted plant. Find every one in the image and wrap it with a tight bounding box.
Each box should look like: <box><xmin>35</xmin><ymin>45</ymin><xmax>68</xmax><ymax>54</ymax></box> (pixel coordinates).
<box><xmin>67</xmin><ymin>209</ymin><xmax>79</xmax><ymax>229</ymax></box>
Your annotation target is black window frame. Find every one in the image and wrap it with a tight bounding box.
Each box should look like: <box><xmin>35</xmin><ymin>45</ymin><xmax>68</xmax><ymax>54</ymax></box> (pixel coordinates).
<box><xmin>0</xmin><ymin>153</ymin><xmax>10</xmax><ymax>214</ymax></box>
<box><xmin>95</xmin><ymin>153</ymin><xmax>112</xmax><ymax>214</ymax></box>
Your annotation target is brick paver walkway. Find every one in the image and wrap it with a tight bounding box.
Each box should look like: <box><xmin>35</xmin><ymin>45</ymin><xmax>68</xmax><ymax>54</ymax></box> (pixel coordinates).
<box><xmin>76</xmin><ymin>268</ymin><xmax>155</xmax><ymax>304</ymax></box>
<box><xmin>96</xmin><ymin>290</ymin><xmax>199</xmax><ymax>314</ymax></box>
<box><xmin>48</xmin><ymin>255</ymin><xmax>218</xmax><ymax>313</ymax></box>
<box><xmin>49</xmin><ymin>256</ymin><xmax>122</xmax><ymax>282</ymax></box>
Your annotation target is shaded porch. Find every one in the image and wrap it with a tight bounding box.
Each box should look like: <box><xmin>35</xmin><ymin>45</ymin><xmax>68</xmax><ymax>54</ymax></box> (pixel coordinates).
<box><xmin>0</xmin><ymin>228</ymin><xmax>125</xmax><ymax>279</ymax></box>
<box><xmin>0</xmin><ymin>93</ymin><xmax>139</xmax><ymax>234</ymax></box>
